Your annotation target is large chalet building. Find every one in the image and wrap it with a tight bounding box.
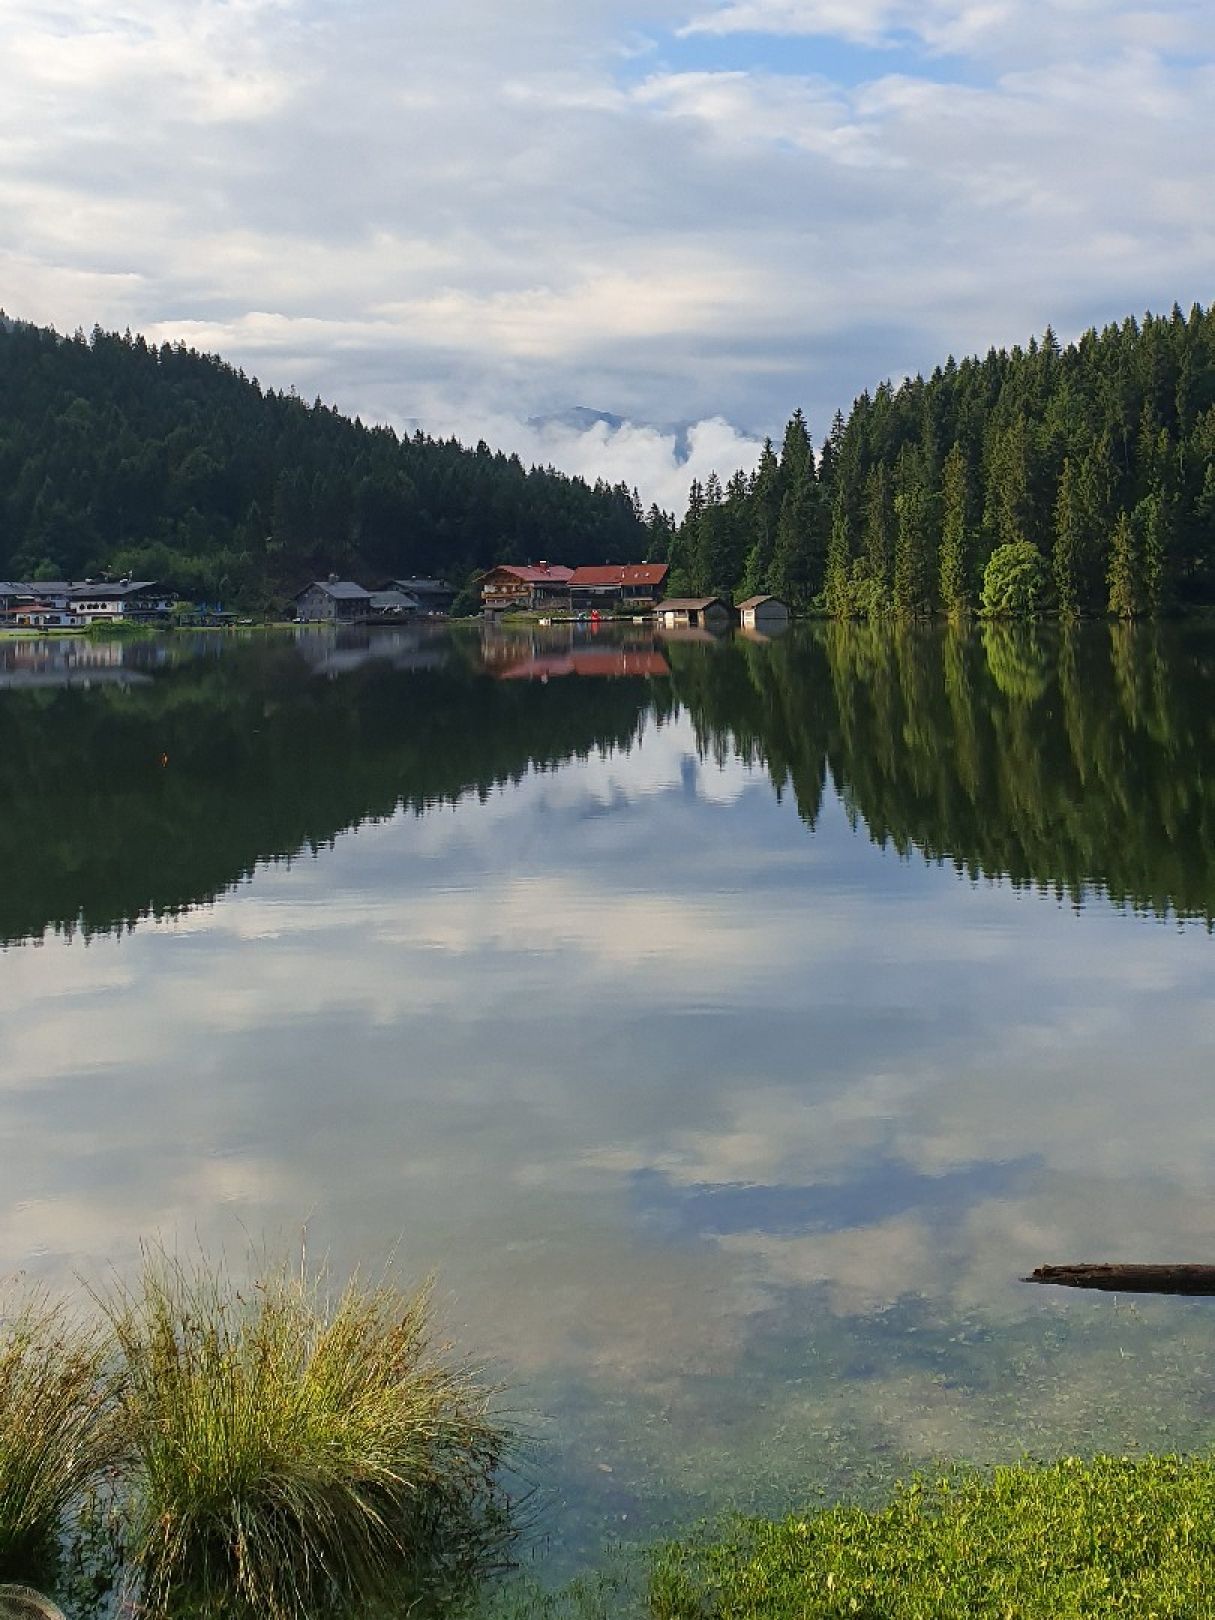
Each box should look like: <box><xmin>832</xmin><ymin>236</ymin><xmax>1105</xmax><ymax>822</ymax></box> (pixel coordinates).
<box><xmin>479</xmin><ymin>561</ymin><xmax>668</xmax><ymax>614</ymax></box>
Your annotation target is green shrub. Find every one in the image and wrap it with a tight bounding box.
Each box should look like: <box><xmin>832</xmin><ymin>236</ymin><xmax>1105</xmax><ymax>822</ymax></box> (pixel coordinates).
<box><xmin>0</xmin><ymin>1290</ymin><xmax>112</xmax><ymax>1580</ymax></box>
<box><xmin>104</xmin><ymin>1253</ymin><xmax>508</xmax><ymax>1619</ymax></box>
<box><xmin>980</xmin><ymin>541</ymin><xmax>1048</xmax><ymax>618</ymax></box>
<box><xmin>649</xmin><ymin>1454</ymin><xmax>1215</xmax><ymax>1618</ymax></box>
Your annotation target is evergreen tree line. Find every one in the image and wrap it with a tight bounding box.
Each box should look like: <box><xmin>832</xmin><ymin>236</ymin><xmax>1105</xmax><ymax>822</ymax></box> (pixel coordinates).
<box><xmin>0</xmin><ymin>318</ymin><xmax>648</xmax><ymax>605</ymax></box>
<box><xmin>659</xmin><ymin>304</ymin><xmax>1215</xmax><ymax>617</ymax></box>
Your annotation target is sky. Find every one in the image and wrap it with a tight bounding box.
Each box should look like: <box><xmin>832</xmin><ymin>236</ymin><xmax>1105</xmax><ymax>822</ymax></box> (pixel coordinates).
<box><xmin>2</xmin><ymin>0</ymin><xmax>1213</xmax><ymax>510</ymax></box>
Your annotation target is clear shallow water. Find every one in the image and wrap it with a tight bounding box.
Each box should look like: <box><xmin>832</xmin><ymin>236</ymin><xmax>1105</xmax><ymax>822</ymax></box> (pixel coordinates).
<box><xmin>4</xmin><ymin>621</ymin><xmax>1215</xmax><ymax>1577</ymax></box>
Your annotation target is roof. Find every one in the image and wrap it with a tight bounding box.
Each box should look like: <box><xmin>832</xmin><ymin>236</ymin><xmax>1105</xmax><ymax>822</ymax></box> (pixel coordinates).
<box><xmin>0</xmin><ymin>580</ymin><xmax>162</xmax><ymax>599</ymax></box>
<box><xmin>296</xmin><ymin>580</ymin><xmax>373</xmax><ymax>600</ymax></box>
<box><xmin>369</xmin><ymin>590</ymin><xmax>421</xmax><ymax>610</ymax></box>
<box><xmin>737</xmin><ymin>595</ymin><xmax>785</xmax><ymax>611</ymax></box>
<box><xmin>480</xmin><ymin>564</ymin><xmax>574</xmax><ymax>585</ymax></box>
<box><xmin>568</xmin><ymin>563</ymin><xmax>669</xmax><ymax>588</ymax></box>
<box><xmin>386</xmin><ymin>577</ymin><xmax>452</xmax><ymax>592</ymax></box>
<box><xmin>657</xmin><ymin>597</ymin><xmax>728</xmax><ymax>611</ymax></box>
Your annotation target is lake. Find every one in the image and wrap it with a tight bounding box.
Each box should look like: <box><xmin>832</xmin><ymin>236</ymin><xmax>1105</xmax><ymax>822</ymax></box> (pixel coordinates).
<box><xmin>3</xmin><ymin>619</ymin><xmax>1215</xmax><ymax>1581</ymax></box>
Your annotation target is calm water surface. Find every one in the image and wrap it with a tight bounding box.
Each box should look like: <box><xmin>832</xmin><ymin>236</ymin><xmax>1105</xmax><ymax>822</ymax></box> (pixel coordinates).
<box><xmin>3</xmin><ymin>620</ymin><xmax>1215</xmax><ymax>1576</ymax></box>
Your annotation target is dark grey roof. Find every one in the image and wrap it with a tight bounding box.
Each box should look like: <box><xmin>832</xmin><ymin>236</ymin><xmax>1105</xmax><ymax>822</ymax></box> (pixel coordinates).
<box><xmin>387</xmin><ymin>577</ymin><xmax>451</xmax><ymax>592</ymax></box>
<box><xmin>1</xmin><ymin>580</ymin><xmax>163</xmax><ymax>599</ymax></box>
<box><xmin>369</xmin><ymin>590</ymin><xmax>421</xmax><ymax>610</ymax></box>
<box><xmin>297</xmin><ymin>580</ymin><xmax>373</xmax><ymax>600</ymax></box>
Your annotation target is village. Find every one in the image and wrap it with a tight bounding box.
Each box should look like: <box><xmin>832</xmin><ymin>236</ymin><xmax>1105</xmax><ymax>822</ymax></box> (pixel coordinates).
<box><xmin>296</xmin><ymin>563</ymin><xmax>791</xmax><ymax>633</ymax></box>
<box><xmin>0</xmin><ymin>565</ymin><xmax>791</xmax><ymax>634</ymax></box>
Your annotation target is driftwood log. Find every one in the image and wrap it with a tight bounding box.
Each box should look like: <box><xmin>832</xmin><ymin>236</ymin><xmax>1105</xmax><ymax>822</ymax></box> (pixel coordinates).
<box><xmin>1028</xmin><ymin>1264</ymin><xmax>1215</xmax><ymax>1296</ymax></box>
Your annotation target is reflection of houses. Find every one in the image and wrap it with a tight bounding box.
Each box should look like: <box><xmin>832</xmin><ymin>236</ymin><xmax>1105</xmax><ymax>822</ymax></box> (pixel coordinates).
<box><xmin>479</xmin><ymin>564</ymin><xmax>574</xmax><ymax>613</ymax></box>
<box><xmin>493</xmin><ymin>648</ymin><xmax>670</xmax><ymax>681</ymax></box>
<box><xmin>567</xmin><ymin>564</ymin><xmax>669</xmax><ymax>610</ymax></box>
<box><xmin>291</xmin><ymin>625</ymin><xmax>451</xmax><ymax>678</ymax></box>
<box><xmin>0</xmin><ymin>579</ymin><xmax>173</xmax><ymax>625</ymax></box>
<box><xmin>381</xmin><ymin>577</ymin><xmax>454</xmax><ymax>615</ymax></box>
<box><xmin>0</xmin><ymin>635</ymin><xmax>155</xmax><ymax>689</ymax></box>
<box><xmin>655</xmin><ymin>597</ymin><xmax>733</xmax><ymax>631</ymax></box>
<box><xmin>738</xmin><ymin>595</ymin><xmax>790</xmax><ymax>633</ymax></box>
<box><xmin>295</xmin><ymin>579</ymin><xmax>374</xmax><ymax>623</ymax></box>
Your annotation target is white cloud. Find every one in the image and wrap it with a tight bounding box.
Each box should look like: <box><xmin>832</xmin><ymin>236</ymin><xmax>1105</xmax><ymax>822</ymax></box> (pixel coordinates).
<box><xmin>0</xmin><ymin>0</ymin><xmax>1212</xmax><ymax>504</ymax></box>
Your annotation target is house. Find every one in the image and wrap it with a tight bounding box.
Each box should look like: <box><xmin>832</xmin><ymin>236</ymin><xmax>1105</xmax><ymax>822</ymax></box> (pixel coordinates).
<box><xmin>13</xmin><ymin>603</ymin><xmax>86</xmax><ymax>629</ymax></box>
<box><xmin>65</xmin><ymin>581</ymin><xmax>174</xmax><ymax>622</ymax></box>
<box><xmin>1</xmin><ymin>579</ymin><xmax>174</xmax><ymax>624</ymax></box>
<box><xmin>567</xmin><ymin>563</ymin><xmax>669</xmax><ymax>610</ymax></box>
<box><xmin>479</xmin><ymin>563</ymin><xmax>574</xmax><ymax>613</ymax></box>
<box><xmin>381</xmin><ymin>577</ymin><xmax>454</xmax><ymax>615</ymax></box>
<box><xmin>368</xmin><ymin>589</ymin><xmax>421</xmax><ymax>621</ymax></box>
<box><xmin>738</xmin><ymin>595</ymin><xmax>790</xmax><ymax>632</ymax></box>
<box><xmin>654</xmin><ymin>596</ymin><xmax>734</xmax><ymax>631</ymax></box>
<box><xmin>295</xmin><ymin>579</ymin><xmax>374</xmax><ymax>623</ymax></box>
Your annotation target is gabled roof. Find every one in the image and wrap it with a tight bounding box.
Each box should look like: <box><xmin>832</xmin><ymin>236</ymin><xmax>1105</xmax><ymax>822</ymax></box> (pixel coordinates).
<box><xmin>481</xmin><ymin>564</ymin><xmax>574</xmax><ymax>585</ymax></box>
<box><xmin>1</xmin><ymin>580</ymin><xmax>163</xmax><ymax>599</ymax></box>
<box><xmin>369</xmin><ymin>590</ymin><xmax>421</xmax><ymax>610</ymax></box>
<box><xmin>297</xmin><ymin>580</ymin><xmax>373</xmax><ymax>600</ymax></box>
<box><xmin>656</xmin><ymin>597</ymin><xmax>729</xmax><ymax>611</ymax></box>
<box><xmin>568</xmin><ymin>563</ymin><xmax>669</xmax><ymax>588</ymax></box>
<box><xmin>385</xmin><ymin>577</ymin><xmax>452</xmax><ymax>592</ymax></box>
<box><xmin>737</xmin><ymin>594</ymin><xmax>785</xmax><ymax>610</ymax></box>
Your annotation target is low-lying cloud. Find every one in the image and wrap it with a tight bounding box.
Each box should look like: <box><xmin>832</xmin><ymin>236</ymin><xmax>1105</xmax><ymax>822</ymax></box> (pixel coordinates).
<box><xmin>2</xmin><ymin>0</ymin><xmax>1213</xmax><ymax>506</ymax></box>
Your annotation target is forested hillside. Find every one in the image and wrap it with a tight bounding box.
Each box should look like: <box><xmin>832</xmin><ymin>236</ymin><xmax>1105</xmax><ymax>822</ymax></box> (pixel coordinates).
<box><xmin>0</xmin><ymin>318</ymin><xmax>647</xmax><ymax>604</ymax></box>
<box><xmin>667</xmin><ymin>304</ymin><xmax>1215</xmax><ymax>617</ymax></box>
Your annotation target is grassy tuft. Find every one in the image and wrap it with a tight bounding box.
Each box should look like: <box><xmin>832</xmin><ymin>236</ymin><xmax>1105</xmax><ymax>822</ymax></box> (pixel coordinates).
<box><xmin>0</xmin><ymin>1289</ymin><xmax>112</xmax><ymax>1581</ymax></box>
<box><xmin>649</xmin><ymin>1454</ymin><xmax>1215</xmax><ymax>1618</ymax></box>
<box><xmin>103</xmin><ymin>1251</ymin><xmax>509</xmax><ymax>1619</ymax></box>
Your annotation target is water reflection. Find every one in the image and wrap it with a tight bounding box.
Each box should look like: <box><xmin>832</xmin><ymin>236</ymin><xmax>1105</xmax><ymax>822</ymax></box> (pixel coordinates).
<box><xmin>4</xmin><ymin>623</ymin><xmax>1215</xmax><ymax>1578</ymax></box>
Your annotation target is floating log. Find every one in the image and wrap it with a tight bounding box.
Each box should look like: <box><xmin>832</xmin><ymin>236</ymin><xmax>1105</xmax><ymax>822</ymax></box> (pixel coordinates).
<box><xmin>1027</xmin><ymin>1264</ymin><xmax>1215</xmax><ymax>1296</ymax></box>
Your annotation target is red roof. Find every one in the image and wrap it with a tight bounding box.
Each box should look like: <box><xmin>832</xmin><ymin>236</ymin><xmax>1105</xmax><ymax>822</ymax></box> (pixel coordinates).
<box><xmin>568</xmin><ymin>564</ymin><xmax>669</xmax><ymax>588</ymax></box>
<box><xmin>482</xmin><ymin>564</ymin><xmax>574</xmax><ymax>585</ymax></box>
<box><xmin>495</xmin><ymin>649</ymin><xmax>670</xmax><ymax>680</ymax></box>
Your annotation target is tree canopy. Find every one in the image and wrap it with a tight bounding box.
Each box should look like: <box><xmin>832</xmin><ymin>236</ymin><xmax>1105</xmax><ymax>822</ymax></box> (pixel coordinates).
<box><xmin>0</xmin><ymin>318</ymin><xmax>648</xmax><ymax>606</ymax></box>
<box><xmin>665</xmin><ymin>305</ymin><xmax>1215</xmax><ymax>617</ymax></box>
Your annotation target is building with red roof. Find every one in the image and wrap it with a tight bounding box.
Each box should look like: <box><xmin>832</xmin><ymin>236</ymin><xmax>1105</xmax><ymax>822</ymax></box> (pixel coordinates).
<box><xmin>568</xmin><ymin>563</ymin><xmax>669</xmax><ymax>609</ymax></box>
<box><xmin>479</xmin><ymin>563</ymin><xmax>575</xmax><ymax>613</ymax></box>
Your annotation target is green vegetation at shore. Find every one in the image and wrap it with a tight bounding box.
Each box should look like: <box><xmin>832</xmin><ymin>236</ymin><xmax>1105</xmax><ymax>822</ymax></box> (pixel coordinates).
<box><xmin>647</xmin><ymin>1456</ymin><xmax>1215</xmax><ymax>1618</ymax></box>
<box><xmin>0</xmin><ymin>1259</ymin><xmax>508</xmax><ymax>1618</ymax></box>
<box><xmin>0</xmin><ymin>1293</ymin><xmax>111</xmax><ymax>1581</ymax></box>
<box><xmin>486</xmin><ymin>1456</ymin><xmax>1215</xmax><ymax>1620</ymax></box>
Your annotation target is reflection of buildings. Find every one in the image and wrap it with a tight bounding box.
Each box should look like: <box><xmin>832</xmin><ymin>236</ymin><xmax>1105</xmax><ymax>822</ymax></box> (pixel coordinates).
<box><xmin>494</xmin><ymin>648</ymin><xmax>670</xmax><ymax>681</ymax></box>
<box><xmin>0</xmin><ymin>635</ymin><xmax>156</xmax><ymax>688</ymax></box>
<box><xmin>479</xmin><ymin>623</ymin><xmax>669</xmax><ymax>680</ymax></box>
<box><xmin>291</xmin><ymin>625</ymin><xmax>451</xmax><ymax>679</ymax></box>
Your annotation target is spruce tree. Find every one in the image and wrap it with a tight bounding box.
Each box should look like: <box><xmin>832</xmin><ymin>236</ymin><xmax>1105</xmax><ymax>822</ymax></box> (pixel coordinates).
<box><xmin>1052</xmin><ymin>456</ymin><xmax>1083</xmax><ymax>618</ymax></box>
<box><xmin>1108</xmin><ymin>510</ymin><xmax>1142</xmax><ymax>619</ymax></box>
<box><xmin>892</xmin><ymin>447</ymin><xmax>933</xmax><ymax>617</ymax></box>
<box><xmin>939</xmin><ymin>444</ymin><xmax>974</xmax><ymax>617</ymax></box>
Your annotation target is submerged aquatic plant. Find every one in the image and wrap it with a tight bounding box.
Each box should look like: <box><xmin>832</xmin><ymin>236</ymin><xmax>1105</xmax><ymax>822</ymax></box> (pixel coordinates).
<box><xmin>104</xmin><ymin>1251</ymin><xmax>509</xmax><ymax>1619</ymax></box>
<box><xmin>649</xmin><ymin>1454</ymin><xmax>1215</xmax><ymax>1618</ymax></box>
<box><xmin>0</xmin><ymin>1289</ymin><xmax>112</xmax><ymax>1581</ymax></box>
